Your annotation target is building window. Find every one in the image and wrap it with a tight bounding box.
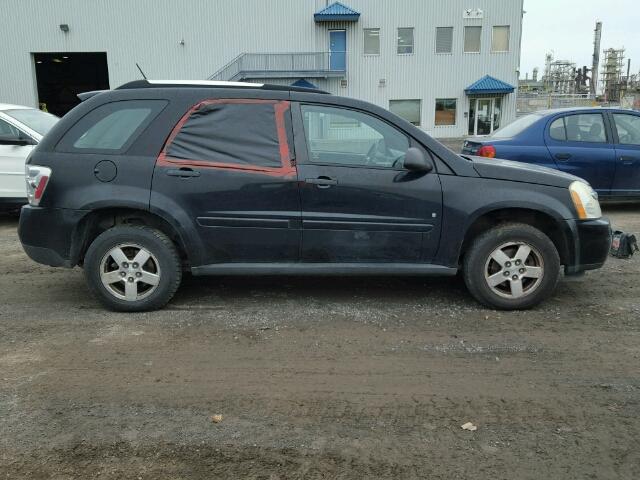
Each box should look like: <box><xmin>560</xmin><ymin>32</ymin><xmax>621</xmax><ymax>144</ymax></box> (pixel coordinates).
<box><xmin>492</xmin><ymin>25</ymin><xmax>510</xmax><ymax>52</ymax></box>
<box><xmin>397</xmin><ymin>28</ymin><xmax>414</xmax><ymax>54</ymax></box>
<box><xmin>389</xmin><ymin>100</ymin><xmax>421</xmax><ymax>126</ymax></box>
<box><xmin>435</xmin><ymin>27</ymin><xmax>453</xmax><ymax>54</ymax></box>
<box><xmin>363</xmin><ymin>28</ymin><xmax>380</xmax><ymax>55</ymax></box>
<box><xmin>435</xmin><ymin>99</ymin><xmax>457</xmax><ymax>126</ymax></box>
<box><xmin>464</xmin><ymin>26</ymin><xmax>481</xmax><ymax>53</ymax></box>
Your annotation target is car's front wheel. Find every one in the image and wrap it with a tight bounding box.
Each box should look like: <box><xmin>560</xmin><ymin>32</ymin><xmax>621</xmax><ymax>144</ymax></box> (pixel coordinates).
<box><xmin>84</xmin><ymin>226</ymin><xmax>182</xmax><ymax>311</ymax></box>
<box><xmin>463</xmin><ymin>223</ymin><xmax>561</xmax><ymax>310</ymax></box>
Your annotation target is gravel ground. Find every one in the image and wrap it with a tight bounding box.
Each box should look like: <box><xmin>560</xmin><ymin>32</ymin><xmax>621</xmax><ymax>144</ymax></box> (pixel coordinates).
<box><xmin>1</xmin><ymin>206</ymin><xmax>639</xmax><ymax>479</ymax></box>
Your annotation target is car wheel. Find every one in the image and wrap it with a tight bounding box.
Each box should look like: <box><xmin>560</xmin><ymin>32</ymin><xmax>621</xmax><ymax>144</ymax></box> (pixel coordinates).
<box><xmin>84</xmin><ymin>226</ymin><xmax>182</xmax><ymax>312</ymax></box>
<box><xmin>463</xmin><ymin>223</ymin><xmax>560</xmax><ymax>310</ymax></box>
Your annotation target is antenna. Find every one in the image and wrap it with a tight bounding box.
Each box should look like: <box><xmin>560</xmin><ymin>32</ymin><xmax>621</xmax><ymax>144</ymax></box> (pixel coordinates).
<box><xmin>136</xmin><ymin>63</ymin><xmax>148</xmax><ymax>80</ymax></box>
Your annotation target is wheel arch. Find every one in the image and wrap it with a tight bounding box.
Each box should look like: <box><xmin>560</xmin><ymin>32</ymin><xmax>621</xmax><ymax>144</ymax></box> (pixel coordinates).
<box><xmin>70</xmin><ymin>207</ymin><xmax>192</xmax><ymax>268</ymax></box>
<box><xmin>458</xmin><ymin>207</ymin><xmax>572</xmax><ymax>266</ymax></box>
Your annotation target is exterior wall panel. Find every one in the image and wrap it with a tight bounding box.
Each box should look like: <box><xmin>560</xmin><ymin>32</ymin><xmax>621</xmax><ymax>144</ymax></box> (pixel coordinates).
<box><xmin>1</xmin><ymin>0</ymin><xmax>523</xmax><ymax>137</ymax></box>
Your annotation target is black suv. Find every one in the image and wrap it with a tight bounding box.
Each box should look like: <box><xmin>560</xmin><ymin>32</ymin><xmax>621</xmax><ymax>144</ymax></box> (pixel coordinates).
<box><xmin>19</xmin><ymin>80</ymin><xmax>611</xmax><ymax>311</ymax></box>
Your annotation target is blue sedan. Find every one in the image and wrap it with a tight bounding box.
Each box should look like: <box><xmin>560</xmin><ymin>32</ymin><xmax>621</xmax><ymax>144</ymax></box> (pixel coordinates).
<box><xmin>461</xmin><ymin>107</ymin><xmax>640</xmax><ymax>199</ymax></box>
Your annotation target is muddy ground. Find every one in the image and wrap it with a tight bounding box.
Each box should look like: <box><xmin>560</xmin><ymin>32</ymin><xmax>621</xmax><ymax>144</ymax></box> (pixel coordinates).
<box><xmin>1</xmin><ymin>206</ymin><xmax>639</xmax><ymax>479</ymax></box>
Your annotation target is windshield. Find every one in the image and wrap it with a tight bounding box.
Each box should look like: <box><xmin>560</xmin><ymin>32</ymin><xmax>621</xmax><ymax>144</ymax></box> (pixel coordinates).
<box><xmin>491</xmin><ymin>113</ymin><xmax>541</xmax><ymax>139</ymax></box>
<box><xmin>4</xmin><ymin>109</ymin><xmax>59</xmax><ymax>136</ymax></box>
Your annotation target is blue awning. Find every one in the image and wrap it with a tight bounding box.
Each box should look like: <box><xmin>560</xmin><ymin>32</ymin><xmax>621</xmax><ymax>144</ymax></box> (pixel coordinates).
<box><xmin>291</xmin><ymin>79</ymin><xmax>318</xmax><ymax>89</ymax></box>
<box><xmin>314</xmin><ymin>2</ymin><xmax>360</xmax><ymax>22</ymax></box>
<box><xmin>465</xmin><ymin>75</ymin><xmax>515</xmax><ymax>95</ymax></box>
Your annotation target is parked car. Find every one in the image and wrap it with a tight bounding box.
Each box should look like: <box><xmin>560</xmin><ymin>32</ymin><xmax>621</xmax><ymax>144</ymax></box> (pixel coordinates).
<box><xmin>18</xmin><ymin>80</ymin><xmax>611</xmax><ymax>312</ymax></box>
<box><xmin>0</xmin><ymin>104</ymin><xmax>59</xmax><ymax>211</ymax></box>
<box><xmin>462</xmin><ymin>107</ymin><xmax>640</xmax><ymax>200</ymax></box>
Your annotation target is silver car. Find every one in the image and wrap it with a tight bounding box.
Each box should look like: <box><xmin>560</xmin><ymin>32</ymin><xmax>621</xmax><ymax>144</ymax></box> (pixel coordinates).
<box><xmin>0</xmin><ymin>104</ymin><xmax>58</xmax><ymax>210</ymax></box>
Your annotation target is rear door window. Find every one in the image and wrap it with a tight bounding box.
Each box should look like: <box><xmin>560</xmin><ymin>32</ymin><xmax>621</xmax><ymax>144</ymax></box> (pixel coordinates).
<box><xmin>56</xmin><ymin>100</ymin><xmax>167</xmax><ymax>153</ymax></box>
<box><xmin>164</xmin><ymin>100</ymin><xmax>292</xmax><ymax>170</ymax></box>
<box><xmin>612</xmin><ymin>113</ymin><xmax>640</xmax><ymax>145</ymax></box>
<box><xmin>549</xmin><ymin>113</ymin><xmax>607</xmax><ymax>143</ymax></box>
<box><xmin>549</xmin><ymin>117</ymin><xmax>566</xmax><ymax>141</ymax></box>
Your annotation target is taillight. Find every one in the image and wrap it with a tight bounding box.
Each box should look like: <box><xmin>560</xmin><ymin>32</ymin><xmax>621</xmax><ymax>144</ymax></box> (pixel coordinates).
<box><xmin>25</xmin><ymin>165</ymin><xmax>52</xmax><ymax>206</ymax></box>
<box><xmin>477</xmin><ymin>145</ymin><xmax>496</xmax><ymax>158</ymax></box>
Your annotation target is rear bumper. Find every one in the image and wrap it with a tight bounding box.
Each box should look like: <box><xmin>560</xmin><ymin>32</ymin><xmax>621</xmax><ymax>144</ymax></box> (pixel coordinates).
<box><xmin>18</xmin><ymin>206</ymin><xmax>86</xmax><ymax>267</ymax></box>
<box><xmin>565</xmin><ymin>217</ymin><xmax>612</xmax><ymax>274</ymax></box>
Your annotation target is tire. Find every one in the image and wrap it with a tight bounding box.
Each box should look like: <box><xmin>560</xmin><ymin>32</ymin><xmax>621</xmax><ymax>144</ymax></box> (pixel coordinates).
<box><xmin>463</xmin><ymin>223</ymin><xmax>560</xmax><ymax>310</ymax></box>
<box><xmin>84</xmin><ymin>226</ymin><xmax>182</xmax><ymax>312</ymax></box>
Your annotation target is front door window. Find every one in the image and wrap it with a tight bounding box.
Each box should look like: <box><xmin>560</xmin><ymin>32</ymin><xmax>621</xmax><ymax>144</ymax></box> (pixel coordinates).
<box><xmin>468</xmin><ymin>97</ymin><xmax>503</xmax><ymax>136</ymax></box>
<box><xmin>301</xmin><ymin>104</ymin><xmax>409</xmax><ymax>168</ymax></box>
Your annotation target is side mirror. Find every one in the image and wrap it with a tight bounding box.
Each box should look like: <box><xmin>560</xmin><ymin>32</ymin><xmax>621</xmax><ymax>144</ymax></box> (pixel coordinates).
<box><xmin>403</xmin><ymin>147</ymin><xmax>433</xmax><ymax>172</ymax></box>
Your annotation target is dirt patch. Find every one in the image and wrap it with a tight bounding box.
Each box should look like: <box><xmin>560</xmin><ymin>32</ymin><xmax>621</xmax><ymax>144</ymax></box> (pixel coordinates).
<box><xmin>0</xmin><ymin>207</ymin><xmax>639</xmax><ymax>479</ymax></box>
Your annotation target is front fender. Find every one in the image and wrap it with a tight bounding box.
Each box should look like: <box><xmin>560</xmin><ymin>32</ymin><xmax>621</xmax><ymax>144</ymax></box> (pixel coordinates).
<box><xmin>436</xmin><ymin>175</ymin><xmax>576</xmax><ymax>266</ymax></box>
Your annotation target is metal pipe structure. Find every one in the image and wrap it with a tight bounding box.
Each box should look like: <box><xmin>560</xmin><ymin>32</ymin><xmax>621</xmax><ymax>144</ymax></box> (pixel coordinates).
<box><xmin>591</xmin><ymin>21</ymin><xmax>602</xmax><ymax>95</ymax></box>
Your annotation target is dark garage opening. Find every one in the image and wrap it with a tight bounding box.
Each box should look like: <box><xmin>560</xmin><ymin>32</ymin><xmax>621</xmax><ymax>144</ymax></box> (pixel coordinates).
<box><xmin>33</xmin><ymin>52</ymin><xmax>110</xmax><ymax>117</ymax></box>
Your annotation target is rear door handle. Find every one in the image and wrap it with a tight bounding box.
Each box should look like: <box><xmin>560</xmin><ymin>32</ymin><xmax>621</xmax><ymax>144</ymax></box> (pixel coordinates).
<box><xmin>166</xmin><ymin>167</ymin><xmax>200</xmax><ymax>178</ymax></box>
<box><xmin>305</xmin><ymin>176</ymin><xmax>338</xmax><ymax>188</ymax></box>
<box><xmin>555</xmin><ymin>153</ymin><xmax>571</xmax><ymax>161</ymax></box>
<box><xmin>620</xmin><ymin>156</ymin><xmax>635</xmax><ymax>165</ymax></box>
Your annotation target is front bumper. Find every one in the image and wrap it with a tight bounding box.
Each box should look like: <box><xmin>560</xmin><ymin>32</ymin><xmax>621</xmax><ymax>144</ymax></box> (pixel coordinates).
<box><xmin>565</xmin><ymin>217</ymin><xmax>612</xmax><ymax>275</ymax></box>
<box><xmin>18</xmin><ymin>206</ymin><xmax>87</xmax><ymax>268</ymax></box>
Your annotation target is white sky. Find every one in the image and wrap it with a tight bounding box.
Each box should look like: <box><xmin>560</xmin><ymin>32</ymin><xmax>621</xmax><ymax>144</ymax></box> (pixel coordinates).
<box><xmin>520</xmin><ymin>0</ymin><xmax>640</xmax><ymax>79</ymax></box>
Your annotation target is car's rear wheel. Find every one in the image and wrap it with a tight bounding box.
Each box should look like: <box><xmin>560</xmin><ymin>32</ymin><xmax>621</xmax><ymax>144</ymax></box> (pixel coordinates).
<box><xmin>84</xmin><ymin>226</ymin><xmax>182</xmax><ymax>311</ymax></box>
<box><xmin>463</xmin><ymin>223</ymin><xmax>560</xmax><ymax>310</ymax></box>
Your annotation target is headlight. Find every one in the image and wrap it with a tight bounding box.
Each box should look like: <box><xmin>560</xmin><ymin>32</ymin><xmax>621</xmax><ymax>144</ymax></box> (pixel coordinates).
<box><xmin>569</xmin><ymin>181</ymin><xmax>601</xmax><ymax>219</ymax></box>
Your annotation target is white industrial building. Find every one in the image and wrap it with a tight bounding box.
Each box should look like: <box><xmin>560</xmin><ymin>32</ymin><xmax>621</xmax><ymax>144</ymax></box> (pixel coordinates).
<box><xmin>1</xmin><ymin>0</ymin><xmax>524</xmax><ymax>138</ymax></box>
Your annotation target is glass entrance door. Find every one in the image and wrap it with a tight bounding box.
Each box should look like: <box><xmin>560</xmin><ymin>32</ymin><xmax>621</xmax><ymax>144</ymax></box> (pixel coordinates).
<box><xmin>476</xmin><ymin>99</ymin><xmax>492</xmax><ymax>135</ymax></box>
<box><xmin>468</xmin><ymin>97</ymin><xmax>502</xmax><ymax>136</ymax></box>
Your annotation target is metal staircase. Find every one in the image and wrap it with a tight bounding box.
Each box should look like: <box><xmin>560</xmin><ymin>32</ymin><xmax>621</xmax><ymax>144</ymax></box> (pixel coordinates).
<box><xmin>208</xmin><ymin>52</ymin><xmax>346</xmax><ymax>81</ymax></box>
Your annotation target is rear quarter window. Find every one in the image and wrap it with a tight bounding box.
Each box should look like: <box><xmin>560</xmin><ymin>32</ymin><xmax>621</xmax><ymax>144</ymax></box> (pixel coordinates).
<box><xmin>56</xmin><ymin>100</ymin><xmax>167</xmax><ymax>154</ymax></box>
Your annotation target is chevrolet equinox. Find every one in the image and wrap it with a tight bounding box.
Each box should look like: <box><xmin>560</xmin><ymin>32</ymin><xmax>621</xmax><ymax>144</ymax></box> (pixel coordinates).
<box><xmin>18</xmin><ymin>80</ymin><xmax>612</xmax><ymax>311</ymax></box>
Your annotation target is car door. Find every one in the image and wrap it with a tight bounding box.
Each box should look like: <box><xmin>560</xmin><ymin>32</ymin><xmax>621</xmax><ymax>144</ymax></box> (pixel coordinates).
<box><xmin>610</xmin><ymin>112</ymin><xmax>640</xmax><ymax>198</ymax></box>
<box><xmin>544</xmin><ymin>112</ymin><xmax>616</xmax><ymax>195</ymax></box>
<box><xmin>0</xmin><ymin>116</ymin><xmax>35</xmax><ymax>199</ymax></box>
<box><xmin>293</xmin><ymin>102</ymin><xmax>442</xmax><ymax>263</ymax></box>
<box><xmin>151</xmin><ymin>98</ymin><xmax>301</xmax><ymax>265</ymax></box>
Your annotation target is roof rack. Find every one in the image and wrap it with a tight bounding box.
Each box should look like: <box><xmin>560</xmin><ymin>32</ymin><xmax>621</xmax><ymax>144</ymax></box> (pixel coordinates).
<box><xmin>116</xmin><ymin>79</ymin><xmax>329</xmax><ymax>94</ymax></box>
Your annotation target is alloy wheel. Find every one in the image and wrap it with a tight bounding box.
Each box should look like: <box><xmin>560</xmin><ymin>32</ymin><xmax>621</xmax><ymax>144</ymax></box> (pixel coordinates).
<box><xmin>99</xmin><ymin>243</ymin><xmax>161</xmax><ymax>301</ymax></box>
<box><xmin>484</xmin><ymin>241</ymin><xmax>544</xmax><ymax>299</ymax></box>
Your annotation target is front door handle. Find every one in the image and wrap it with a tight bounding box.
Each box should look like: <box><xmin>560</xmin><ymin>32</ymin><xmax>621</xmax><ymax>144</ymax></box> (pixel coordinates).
<box><xmin>166</xmin><ymin>167</ymin><xmax>200</xmax><ymax>178</ymax></box>
<box><xmin>555</xmin><ymin>153</ymin><xmax>571</xmax><ymax>161</ymax></box>
<box><xmin>305</xmin><ymin>176</ymin><xmax>338</xmax><ymax>189</ymax></box>
<box><xmin>620</xmin><ymin>156</ymin><xmax>635</xmax><ymax>165</ymax></box>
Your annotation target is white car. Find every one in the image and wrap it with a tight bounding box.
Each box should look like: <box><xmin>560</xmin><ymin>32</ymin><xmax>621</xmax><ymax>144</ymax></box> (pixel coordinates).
<box><xmin>0</xmin><ymin>104</ymin><xmax>58</xmax><ymax>211</ymax></box>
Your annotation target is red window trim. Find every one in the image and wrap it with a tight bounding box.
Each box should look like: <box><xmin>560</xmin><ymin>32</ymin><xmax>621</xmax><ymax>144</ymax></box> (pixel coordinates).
<box><xmin>157</xmin><ymin>98</ymin><xmax>295</xmax><ymax>177</ymax></box>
